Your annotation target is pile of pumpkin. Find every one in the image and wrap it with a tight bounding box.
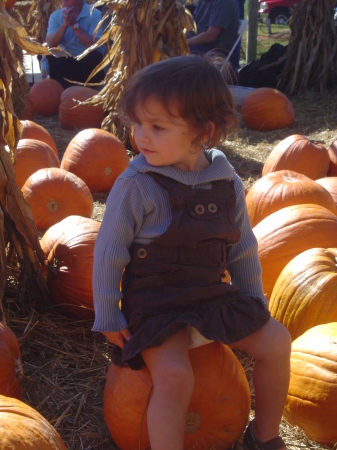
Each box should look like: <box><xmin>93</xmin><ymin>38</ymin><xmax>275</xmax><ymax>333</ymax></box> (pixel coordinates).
<box><xmin>245</xmin><ymin>132</ymin><xmax>337</xmax><ymax>447</ymax></box>
<box><xmin>1</xmin><ymin>82</ymin><xmax>337</xmax><ymax>449</ymax></box>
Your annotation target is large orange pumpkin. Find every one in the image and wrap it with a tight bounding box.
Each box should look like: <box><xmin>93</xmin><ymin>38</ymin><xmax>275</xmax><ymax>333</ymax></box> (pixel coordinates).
<box><xmin>22</xmin><ymin>167</ymin><xmax>93</xmax><ymax>231</ymax></box>
<box><xmin>269</xmin><ymin>247</ymin><xmax>337</xmax><ymax>341</ymax></box>
<box><xmin>253</xmin><ymin>203</ymin><xmax>337</xmax><ymax>298</ymax></box>
<box><xmin>20</xmin><ymin>120</ymin><xmax>58</xmax><ymax>156</ymax></box>
<box><xmin>0</xmin><ymin>394</ymin><xmax>67</xmax><ymax>449</ymax></box>
<box><xmin>262</xmin><ymin>134</ymin><xmax>330</xmax><ymax>180</ymax></box>
<box><xmin>327</xmin><ymin>138</ymin><xmax>337</xmax><ymax>176</ymax></box>
<box><xmin>28</xmin><ymin>78</ymin><xmax>64</xmax><ymax>116</ymax></box>
<box><xmin>14</xmin><ymin>138</ymin><xmax>60</xmax><ymax>188</ymax></box>
<box><xmin>104</xmin><ymin>342</ymin><xmax>250</xmax><ymax>450</ymax></box>
<box><xmin>246</xmin><ymin>170</ymin><xmax>337</xmax><ymax>227</ymax></box>
<box><xmin>40</xmin><ymin>215</ymin><xmax>100</xmax><ymax>319</ymax></box>
<box><xmin>283</xmin><ymin>322</ymin><xmax>337</xmax><ymax>446</ymax></box>
<box><xmin>0</xmin><ymin>321</ymin><xmax>22</xmax><ymax>399</ymax></box>
<box><xmin>58</xmin><ymin>86</ymin><xmax>105</xmax><ymax>130</ymax></box>
<box><xmin>316</xmin><ymin>176</ymin><xmax>337</xmax><ymax>208</ymax></box>
<box><xmin>61</xmin><ymin>128</ymin><xmax>129</xmax><ymax>193</ymax></box>
<box><xmin>241</xmin><ymin>87</ymin><xmax>295</xmax><ymax>131</ymax></box>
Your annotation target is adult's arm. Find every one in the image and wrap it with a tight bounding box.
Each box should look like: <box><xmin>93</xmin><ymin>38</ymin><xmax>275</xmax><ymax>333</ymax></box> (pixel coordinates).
<box><xmin>45</xmin><ymin>22</ymin><xmax>68</xmax><ymax>48</ymax></box>
<box><xmin>186</xmin><ymin>25</ymin><xmax>222</xmax><ymax>46</ymax></box>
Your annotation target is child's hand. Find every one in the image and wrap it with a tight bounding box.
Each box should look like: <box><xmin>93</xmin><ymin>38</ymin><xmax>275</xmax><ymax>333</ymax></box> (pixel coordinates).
<box><xmin>103</xmin><ymin>328</ymin><xmax>131</xmax><ymax>349</ymax></box>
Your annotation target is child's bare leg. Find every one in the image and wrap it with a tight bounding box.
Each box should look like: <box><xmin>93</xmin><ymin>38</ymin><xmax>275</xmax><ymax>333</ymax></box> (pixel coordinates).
<box><xmin>141</xmin><ymin>328</ymin><xmax>194</xmax><ymax>450</ymax></box>
<box><xmin>230</xmin><ymin>317</ymin><xmax>291</xmax><ymax>447</ymax></box>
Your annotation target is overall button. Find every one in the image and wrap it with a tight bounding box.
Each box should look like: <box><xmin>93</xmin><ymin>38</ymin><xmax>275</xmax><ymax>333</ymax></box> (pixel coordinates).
<box><xmin>195</xmin><ymin>204</ymin><xmax>205</xmax><ymax>215</ymax></box>
<box><xmin>208</xmin><ymin>203</ymin><xmax>217</xmax><ymax>213</ymax></box>
<box><xmin>137</xmin><ymin>248</ymin><xmax>147</xmax><ymax>258</ymax></box>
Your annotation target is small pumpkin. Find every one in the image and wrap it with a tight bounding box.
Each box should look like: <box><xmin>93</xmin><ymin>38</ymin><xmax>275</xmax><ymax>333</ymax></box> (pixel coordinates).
<box><xmin>327</xmin><ymin>138</ymin><xmax>337</xmax><ymax>176</ymax></box>
<box><xmin>40</xmin><ymin>215</ymin><xmax>100</xmax><ymax>319</ymax></box>
<box><xmin>0</xmin><ymin>394</ymin><xmax>67</xmax><ymax>449</ymax></box>
<box><xmin>0</xmin><ymin>321</ymin><xmax>22</xmax><ymax>399</ymax></box>
<box><xmin>283</xmin><ymin>322</ymin><xmax>337</xmax><ymax>446</ymax></box>
<box><xmin>58</xmin><ymin>86</ymin><xmax>105</xmax><ymax>130</ymax></box>
<box><xmin>241</xmin><ymin>87</ymin><xmax>295</xmax><ymax>131</ymax></box>
<box><xmin>13</xmin><ymin>138</ymin><xmax>60</xmax><ymax>188</ymax></box>
<box><xmin>246</xmin><ymin>170</ymin><xmax>337</xmax><ymax>227</ymax></box>
<box><xmin>269</xmin><ymin>247</ymin><xmax>337</xmax><ymax>341</ymax></box>
<box><xmin>61</xmin><ymin>128</ymin><xmax>129</xmax><ymax>193</ymax></box>
<box><xmin>316</xmin><ymin>176</ymin><xmax>337</xmax><ymax>208</ymax></box>
<box><xmin>22</xmin><ymin>167</ymin><xmax>93</xmax><ymax>231</ymax></box>
<box><xmin>104</xmin><ymin>342</ymin><xmax>250</xmax><ymax>450</ymax></box>
<box><xmin>20</xmin><ymin>120</ymin><xmax>58</xmax><ymax>156</ymax></box>
<box><xmin>253</xmin><ymin>203</ymin><xmax>337</xmax><ymax>298</ymax></box>
<box><xmin>262</xmin><ymin>135</ymin><xmax>330</xmax><ymax>180</ymax></box>
<box><xmin>28</xmin><ymin>78</ymin><xmax>64</xmax><ymax>116</ymax></box>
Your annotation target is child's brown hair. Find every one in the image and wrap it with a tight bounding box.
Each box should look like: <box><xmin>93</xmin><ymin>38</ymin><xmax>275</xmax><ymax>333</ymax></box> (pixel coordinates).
<box><xmin>118</xmin><ymin>54</ymin><xmax>240</xmax><ymax>148</ymax></box>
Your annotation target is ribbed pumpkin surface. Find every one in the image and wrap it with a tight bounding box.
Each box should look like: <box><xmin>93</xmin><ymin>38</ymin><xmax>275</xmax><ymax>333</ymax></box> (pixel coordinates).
<box><xmin>253</xmin><ymin>203</ymin><xmax>337</xmax><ymax>298</ymax></box>
<box><xmin>262</xmin><ymin>134</ymin><xmax>330</xmax><ymax>180</ymax></box>
<box><xmin>20</xmin><ymin>120</ymin><xmax>58</xmax><ymax>156</ymax></box>
<box><xmin>22</xmin><ymin>167</ymin><xmax>93</xmax><ymax>231</ymax></box>
<box><xmin>328</xmin><ymin>138</ymin><xmax>337</xmax><ymax>176</ymax></box>
<box><xmin>14</xmin><ymin>138</ymin><xmax>60</xmax><ymax>188</ymax></box>
<box><xmin>283</xmin><ymin>322</ymin><xmax>337</xmax><ymax>446</ymax></box>
<box><xmin>104</xmin><ymin>342</ymin><xmax>250</xmax><ymax>450</ymax></box>
<box><xmin>40</xmin><ymin>216</ymin><xmax>100</xmax><ymax>319</ymax></box>
<box><xmin>316</xmin><ymin>176</ymin><xmax>337</xmax><ymax>209</ymax></box>
<box><xmin>0</xmin><ymin>322</ymin><xmax>22</xmax><ymax>400</ymax></box>
<box><xmin>58</xmin><ymin>86</ymin><xmax>105</xmax><ymax>130</ymax></box>
<box><xmin>241</xmin><ymin>87</ymin><xmax>295</xmax><ymax>131</ymax></box>
<box><xmin>28</xmin><ymin>78</ymin><xmax>64</xmax><ymax>116</ymax></box>
<box><xmin>0</xmin><ymin>394</ymin><xmax>67</xmax><ymax>449</ymax></box>
<box><xmin>269</xmin><ymin>247</ymin><xmax>337</xmax><ymax>340</ymax></box>
<box><xmin>61</xmin><ymin>128</ymin><xmax>129</xmax><ymax>193</ymax></box>
<box><xmin>246</xmin><ymin>170</ymin><xmax>337</xmax><ymax>227</ymax></box>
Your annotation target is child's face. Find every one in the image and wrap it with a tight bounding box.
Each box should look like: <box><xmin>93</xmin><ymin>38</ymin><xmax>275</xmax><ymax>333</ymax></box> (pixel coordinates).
<box><xmin>133</xmin><ymin>97</ymin><xmax>206</xmax><ymax>172</ymax></box>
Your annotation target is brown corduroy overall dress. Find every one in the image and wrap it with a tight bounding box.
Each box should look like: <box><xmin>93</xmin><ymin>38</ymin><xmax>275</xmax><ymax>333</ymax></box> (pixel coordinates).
<box><xmin>112</xmin><ymin>172</ymin><xmax>270</xmax><ymax>370</ymax></box>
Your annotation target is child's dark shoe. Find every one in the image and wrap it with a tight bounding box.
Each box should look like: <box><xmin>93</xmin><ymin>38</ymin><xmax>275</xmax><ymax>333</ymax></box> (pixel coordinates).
<box><xmin>243</xmin><ymin>420</ymin><xmax>287</xmax><ymax>450</ymax></box>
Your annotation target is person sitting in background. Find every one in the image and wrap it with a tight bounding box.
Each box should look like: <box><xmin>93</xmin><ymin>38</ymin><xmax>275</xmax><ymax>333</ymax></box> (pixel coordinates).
<box><xmin>186</xmin><ymin>0</ymin><xmax>240</xmax><ymax>73</ymax></box>
<box><xmin>45</xmin><ymin>0</ymin><xmax>105</xmax><ymax>89</ymax></box>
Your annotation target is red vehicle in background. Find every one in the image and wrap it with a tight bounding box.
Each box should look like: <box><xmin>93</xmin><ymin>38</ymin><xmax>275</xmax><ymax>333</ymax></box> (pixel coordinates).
<box><xmin>258</xmin><ymin>0</ymin><xmax>298</xmax><ymax>24</ymax></box>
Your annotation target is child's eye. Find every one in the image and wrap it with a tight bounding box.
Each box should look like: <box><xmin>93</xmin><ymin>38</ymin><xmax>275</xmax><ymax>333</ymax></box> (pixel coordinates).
<box><xmin>153</xmin><ymin>124</ymin><xmax>164</xmax><ymax>131</ymax></box>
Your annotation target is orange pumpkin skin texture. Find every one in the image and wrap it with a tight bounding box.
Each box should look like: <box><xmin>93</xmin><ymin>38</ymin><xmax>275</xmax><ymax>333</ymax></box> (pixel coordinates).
<box><xmin>20</xmin><ymin>120</ymin><xmax>58</xmax><ymax>156</ymax></box>
<box><xmin>104</xmin><ymin>342</ymin><xmax>250</xmax><ymax>450</ymax></box>
<box><xmin>14</xmin><ymin>138</ymin><xmax>60</xmax><ymax>188</ymax></box>
<box><xmin>253</xmin><ymin>203</ymin><xmax>337</xmax><ymax>299</ymax></box>
<box><xmin>0</xmin><ymin>322</ymin><xmax>22</xmax><ymax>400</ymax></box>
<box><xmin>40</xmin><ymin>216</ymin><xmax>100</xmax><ymax>319</ymax></box>
<box><xmin>22</xmin><ymin>168</ymin><xmax>93</xmax><ymax>231</ymax></box>
<box><xmin>28</xmin><ymin>78</ymin><xmax>64</xmax><ymax>116</ymax></box>
<box><xmin>61</xmin><ymin>128</ymin><xmax>129</xmax><ymax>193</ymax></box>
<box><xmin>316</xmin><ymin>176</ymin><xmax>337</xmax><ymax>209</ymax></box>
<box><xmin>0</xmin><ymin>394</ymin><xmax>67</xmax><ymax>449</ymax></box>
<box><xmin>327</xmin><ymin>138</ymin><xmax>337</xmax><ymax>176</ymax></box>
<box><xmin>269</xmin><ymin>247</ymin><xmax>337</xmax><ymax>341</ymax></box>
<box><xmin>246</xmin><ymin>170</ymin><xmax>337</xmax><ymax>227</ymax></box>
<box><xmin>262</xmin><ymin>134</ymin><xmax>330</xmax><ymax>180</ymax></box>
<box><xmin>241</xmin><ymin>88</ymin><xmax>295</xmax><ymax>131</ymax></box>
<box><xmin>58</xmin><ymin>86</ymin><xmax>105</xmax><ymax>130</ymax></box>
<box><xmin>283</xmin><ymin>322</ymin><xmax>337</xmax><ymax>446</ymax></box>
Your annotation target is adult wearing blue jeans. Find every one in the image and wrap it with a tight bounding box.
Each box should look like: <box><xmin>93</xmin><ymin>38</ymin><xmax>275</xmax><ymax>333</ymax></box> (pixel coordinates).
<box><xmin>186</xmin><ymin>0</ymin><xmax>240</xmax><ymax>72</ymax></box>
<box><xmin>45</xmin><ymin>0</ymin><xmax>105</xmax><ymax>89</ymax></box>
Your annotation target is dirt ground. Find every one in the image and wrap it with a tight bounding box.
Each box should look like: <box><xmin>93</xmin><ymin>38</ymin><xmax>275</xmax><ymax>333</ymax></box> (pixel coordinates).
<box><xmin>3</xmin><ymin>85</ymin><xmax>337</xmax><ymax>450</ymax></box>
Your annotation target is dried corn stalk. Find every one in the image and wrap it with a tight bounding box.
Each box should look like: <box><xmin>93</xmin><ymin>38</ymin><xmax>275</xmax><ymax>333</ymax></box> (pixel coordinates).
<box><xmin>81</xmin><ymin>0</ymin><xmax>195</xmax><ymax>143</ymax></box>
<box><xmin>27</xmin><ymin>0</ymin><xmax>62</xmax><ymax>43</ymax></box>
<box><xmin>277</xmin><ymin>0</ymin><xmax>337</xmax><ymax>95</ymax></box>
<box><xmin>0</xmin><ymin>0</ymin><xmax>53</xmax><ymax>309</ymax></box>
